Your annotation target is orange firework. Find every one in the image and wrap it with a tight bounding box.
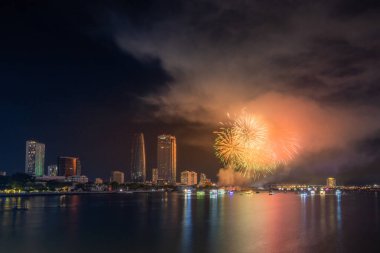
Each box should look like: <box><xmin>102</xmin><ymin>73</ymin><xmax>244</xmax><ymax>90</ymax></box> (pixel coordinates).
<box><xmin>214</xmin><ymin>112</ymin><xmax>299</xmax><ymax>180</ymax></box>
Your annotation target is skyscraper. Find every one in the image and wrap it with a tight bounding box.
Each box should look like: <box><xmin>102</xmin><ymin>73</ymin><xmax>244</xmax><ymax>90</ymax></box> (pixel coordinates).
<box><xmin>25</xmin><ymin>140</ymin><xmax>45</xmax><ymax>177</ymax></box>
<box><xmin>157</xmin><ymin>134</ymin><xmax>177</xmax><ymax>184</ymax></box>
<box><xmin>57</xmin><ymin>156</ymin><xmax>81</xmax><ymax>177</ymax></box>
<box><xmin>130</xmin><ymin>133</ymin><xmax>146</xmax><ymax>182</ymax></box>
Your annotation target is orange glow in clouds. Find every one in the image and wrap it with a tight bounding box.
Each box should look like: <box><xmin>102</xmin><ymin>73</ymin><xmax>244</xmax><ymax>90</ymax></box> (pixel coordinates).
<box><xmin>214</xmin><ymin>111</ymin><xmax>300</xmax><ymax>180</ymax></box>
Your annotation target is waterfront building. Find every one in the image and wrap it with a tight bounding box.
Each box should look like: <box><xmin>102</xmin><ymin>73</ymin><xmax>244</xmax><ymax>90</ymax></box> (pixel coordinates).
<box><xmin>327</xmin><ymin>177</ymin><xmax>336</xmax><ymax>188</ymax></box>
<box><xmin>47</xmin><ymin>164</ymin><xmax>58</xmax><ymax>176</ymax></box>
<box><xmin>57</xmin><ymin>156</ymin><xmax>81</xmax><ymax>177</ymax></box>
<box><xmin>67</xmin><ymin>175</ymin><xmax>88</xmax><ymax>184</ymax></box>
<box><xmin>157</xmin><ymin>134</ymin><xmax>177</xmax><ymax>184</ymax></box>
<box><xmin>95</xmin><ymin>178</ymin><xmax>103</xmax><ymax>184</ymax></box>
<box><xmin>130</xmin><ymin>133</ymin><xmax>146</xmax><ymax>182</ymax></box>
<box><xmin>25</xmin><ymin>140</ymin><xmax>45</xmax><ymax>177</ymax></box>
<box><xmin>180</xmin><ymin>170</ymin><xmax>198</xmax><ymax>186</ymax></box>
<box><xmin>36</xmin><ymin>175</ymin><xmax>66</xmax><ymax>182</ymax></box>
<box><xmin>111</xmin><ymin>171</ymin><xmax>125</xmax><ymax>184</ymax></box>
<box><xmin>152</xmin><ymin>168</ymin><xmax>158</xmax><ymax>185</ymax></box>
<box><xmin>0</xmin><ymin>171</ymin><xmax>6</xmax><ymax>176</ymax></box>
<box><xmin>199</xmin><ymin>173</ymin><xmax>207</xmax><ymax>185</ymax></box>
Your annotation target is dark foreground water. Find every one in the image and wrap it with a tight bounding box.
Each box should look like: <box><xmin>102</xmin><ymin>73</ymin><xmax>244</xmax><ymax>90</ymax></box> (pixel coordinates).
<box><xmin>0</xmin><ymin>192</ymin><xmax>379</xmax><ymax>253</ymax></box>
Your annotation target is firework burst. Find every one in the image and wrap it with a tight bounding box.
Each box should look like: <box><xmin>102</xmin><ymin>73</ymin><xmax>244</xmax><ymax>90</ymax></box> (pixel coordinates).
<box><xmin>214</xmin><ymin>112</ymin><xmax>299</xmax><ymax>180</ymax></box>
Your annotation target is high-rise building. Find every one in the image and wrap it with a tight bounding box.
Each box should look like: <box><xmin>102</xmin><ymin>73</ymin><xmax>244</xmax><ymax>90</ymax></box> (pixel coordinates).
<box><xmin>110</xmin><ymin>171</ymin><xmax>125</xmax><ymax>184</ymax></box>
<box><xmin>180</xmin><ymin>170</ymin><xmax>198</xmax><ymax>185</ymax></box>
<box><xmin>47</xmin><ymin>164</ymin><xmax>58</xmax><ymax>176</ymax></box>
<box><xmin>131</xmin><ymin>133</ymin><xmax>146</xmax><ymax>182</ymax></box>
<box><xmin>25</xmin><ymin>140</ymin><xmax>45</xmax><ymax>177</ymax></box>
<box><xmin>157</xmin><ymin>134</ymin><xmax>177</xmax><ymax>184</ymax></box>
<box><xmin>57</xmin><ymin>156</ymin><xmax>81</xmax><ymax>177</ymax></box>
<box><xmin>152</xmin><ymin>168</ymin><xmax>158</xmax><ymax>184</ymax></box>
<box><xmin>199</xmin><ymin>173</ymin><xmax>207</xmax><ymax>185</ymax></box>
<box><xmin>326</xmin><ymin>177</ymin><xmax>336</xmax><ymax>188</ymax></box>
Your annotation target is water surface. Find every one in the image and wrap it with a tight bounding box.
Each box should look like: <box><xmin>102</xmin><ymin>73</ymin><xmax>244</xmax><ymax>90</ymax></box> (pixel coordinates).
<box><xmin>0</xmin><ymin>192</ymin><xmax>379</xmax><ymax>253</ymax></box>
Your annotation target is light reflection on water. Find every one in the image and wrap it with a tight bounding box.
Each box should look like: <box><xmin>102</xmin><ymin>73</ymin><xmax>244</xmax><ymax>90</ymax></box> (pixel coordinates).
<box><xmin>0</xmin><ymin>192</ymin><xmax>379</xmax><ymax>253</ymax></box>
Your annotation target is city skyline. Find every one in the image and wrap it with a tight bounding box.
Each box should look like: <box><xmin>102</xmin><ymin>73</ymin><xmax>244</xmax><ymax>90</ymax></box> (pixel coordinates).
<box><xmin>1</xmin><ymin>1</ymin><xmax>380</xmax><ymax>185</ymax></box>
<box><xmin>1</xmin><ymin>2</ymin><xmax>379</xmax><ymax>253</ymax></box>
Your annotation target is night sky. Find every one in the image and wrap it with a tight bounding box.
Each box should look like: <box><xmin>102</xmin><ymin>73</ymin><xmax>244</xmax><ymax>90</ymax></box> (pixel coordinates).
<box><xmin>1</xmin><ymin>0</ymin><xmax>380</xmax><ymax>184</ymax></box>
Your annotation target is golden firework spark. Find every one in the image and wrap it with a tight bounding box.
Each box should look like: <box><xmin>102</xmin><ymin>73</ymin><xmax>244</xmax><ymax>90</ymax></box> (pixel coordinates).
<box><xmin>214</xmin><ymin>112</ymin><xmax>299</xmax><ymax>180</ymax></box>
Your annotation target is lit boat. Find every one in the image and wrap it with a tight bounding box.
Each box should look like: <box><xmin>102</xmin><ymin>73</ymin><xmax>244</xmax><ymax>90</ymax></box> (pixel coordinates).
<box><xmin>310</xmin><ymin>190</ymin><xmax>315</xmax><ymax>195</ymax></box>
<box><xmin>319</xmin><ymin>190</ymin><xmax>326</xmax><ymax>195</ymax></box>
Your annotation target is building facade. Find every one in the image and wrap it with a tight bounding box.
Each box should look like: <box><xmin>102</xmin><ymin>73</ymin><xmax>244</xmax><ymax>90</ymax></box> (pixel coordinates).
<box><xmin>152</xmin><ymin>168</ymin><xmax>158</xmax><ymax>184</ymax></box>
<box><xmin>157</xmin><ymin>135</ymin><xmax>177</xmax><ymax>184</ymax></box>
<box><xmin>180</xmin><ymin>170</ymin><xmax>198</xmax><ymax>185</ymax></box>
<box><xmin>199</xmin><ymin>173</ymin><xmax>207</xmax><ymax>185</ymax></box>
<box><xmin>25</xmin><ymin>140</ymin><xmax>45</xmax><ymax>177</ymax></box>
<box><xmin>67</xmin><ymin>175</ymin><xmax>89</xmax><ymax>184</ymax></box>
<box><xmin>326</xmin><ymin>177</ymin><xmax>336</xmax><ymax>188</ymax></box>
<box><xmin>130</xmin><ymin>133</ymin><xmax>146</xmax><ymax>182</ymax></box>
<box><xmin>47</xmin><ymin>164</ymin><xmax>58</xmax><ymax>176</ymax></box>
<box><xmin>111</xmin><ymin>171</ymin><xmax>125</xmax><ymax>184</ymax></box>
<box><xmin>57</xmin><ymin>156</ymin><xmax>81</xmax><ymax>177</ymax></box>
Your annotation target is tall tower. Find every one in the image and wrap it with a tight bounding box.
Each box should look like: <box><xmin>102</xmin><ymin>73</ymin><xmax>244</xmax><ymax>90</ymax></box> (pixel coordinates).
<box><xmin>25</xmin><ymin>140</ymin><xmax>45</xmax><ymax>177</ymax></box>
<box><xmin>57</xmin><ymin>156</ymin><xmax>81</xmax><ymax>177</ymax></box>
<box><xmin>130</xmin><ymin>133</ymin><xmax>146</xmax><ymax>182</ymax></box>
<box><xmin>157</xmin><ymin>134</ymin><xmax>177</xmax><ymax>184</ymax></box>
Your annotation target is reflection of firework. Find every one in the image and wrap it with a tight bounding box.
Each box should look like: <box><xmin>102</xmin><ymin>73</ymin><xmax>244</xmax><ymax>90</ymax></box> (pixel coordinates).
<box><xmin>214</xmin><ymin>112</ymin><xmax>299</xmax><ymax>180</ymax></box>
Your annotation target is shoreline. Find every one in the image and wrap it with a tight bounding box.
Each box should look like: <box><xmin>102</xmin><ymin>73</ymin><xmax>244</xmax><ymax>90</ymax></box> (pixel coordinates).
<box><xmin>0</xmin><ymin>191</ymin><xmax>123</xmax><ymax>198</ymax></box>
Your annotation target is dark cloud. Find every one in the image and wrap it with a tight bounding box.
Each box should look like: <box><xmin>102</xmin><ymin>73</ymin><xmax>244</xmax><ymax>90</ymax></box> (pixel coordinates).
<box><xmin>113</xmin><ymin>0</ymin><xmax>380</xmax><ymax>183</ymax></box>
<box><xmin>2</xmin><ymin>0</ymin><xmax>380</xmax><ymax>183</ymax></box>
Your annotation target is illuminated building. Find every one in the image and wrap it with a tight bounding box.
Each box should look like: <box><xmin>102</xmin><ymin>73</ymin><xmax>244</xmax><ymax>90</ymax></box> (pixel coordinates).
<box><xmin>327</xmin><ymin>177</ymin><xmax>336</xmax><ymax>188</ymax></box>
<box><xmin>152</xmin><ymin>168</ymin><xmax>158</xmax><ymax>185</ymax></box>
<box><xmin>131</xmin><ymin>133</ymin><xmax>146</xmax><ymax>182</ymax></box>
<box><xmin>157</xmin><ymin>134</ymin><xmax>177</xmax><ymax>184</ymax></box>
<box><xmin>47</xmin><ymin>164</ymin><xmax>58</xmax><ymax>176</ymax></box>
<box><xmin>37</xmin><ymin>175</ymin><xmax>65</xmax><ymax>182</ymax></box>
<box><xmin>57</xmin><ymin>156</ymin><xmax>81</xmax><ymax>177</ymax></box>
<box><xmin>111</xmin><ymin>171</ymin><xmax>125</xmax><ymax>184</ymax></box>
<box><xmin>25</xmin><ymin>140</ymin><xmax>45</xmax><ymax>177</ymax></box>
<box><xmin>95</xmin><ymin>178</ymin><xmax>103</xmax><ymax>184</ymax></box>
<box><xmin>0</xmin><ymin>171</ymin><xmax>6</xmax><ymax>176</ymax></box>
<box><xmin>199</xmin><ymin>173</ymin><xmax>207</xmax><ymax>185</ymax></box>
<box><xmin>67</xmin><ymin>175</ymin><xmax>88</xmax><ymax>184</ymax></box>
<box><xmin>180</xmin><ymin>170</ymin><xmax>198</xmax><ymax>185</ymax></box>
